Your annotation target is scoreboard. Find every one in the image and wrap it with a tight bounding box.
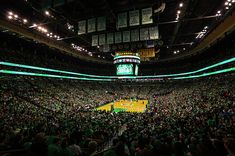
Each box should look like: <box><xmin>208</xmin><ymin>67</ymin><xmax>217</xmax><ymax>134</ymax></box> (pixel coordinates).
<box><xmin>114</xmin><ymin>54</ymin><xmax>140</xmax><ymax>76</ymax></box>
<box><xmin>116</xmin><ymin>64</ymin><xmax>133</xmax><ymax>75</ymax></box>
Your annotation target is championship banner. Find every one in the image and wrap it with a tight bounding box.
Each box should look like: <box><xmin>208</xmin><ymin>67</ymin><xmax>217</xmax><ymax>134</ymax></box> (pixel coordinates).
<box><xmin>142</xmin><ymin>8</ymin><xmax>153</xmax><ymax>24</ymax></box>
<box><xmin>78</xmin><ymin>20</ymin><xmax>86</xmax><ymax>35</ymax></box>
<box><xmin>115</xmin><ymin>32</ymin><xmax>122</xmax><ymax>43</ymax></box>
<box><xmin>129</xmin><ymin>10</ymin><xmax>140</xmax><ymax>26</ymax></box>
<box><xmin>117</xmin><ymin>12</ymin><xmax>127</xmax><ymax>28</ymax></box>
<box><xmin>137</xmin><ymin>48</ymin><xmax>155</xmax><ymax>58</ymax></box>
<box><xmin>140</xmin><ymin>28</ymin><xmax>149</xmax><ymax>41</ymax></box>
<box><xmin>87</xmin><ymin>18</ymin><xmax>96</xmax><ymax>33</ymax></box>
<box><xmin>149</xmin><ymin>26</ymin><xmax>159</xmax><ymax>40</ymax></box>
<box><xmin>99</xmin><ymin>34</ymin><xmax>106</xmax><ymax>45</ymax></box>
<box><xmin>131</xmin><ymin>29</ymin><xmax>139</xmax><ymax>42</ymax></box>
<box><xmin>92</xmin><ymin>35</ymin><xmax>98</xmax><ymax>46</ymax></box>
<box><xmin>103</xmin><ymin>44</ymin><xmax>110</xmax><ymax>52</ymax></box>
<box><xmin>123</xmin><ymin>31</ymin><xmax>130</xmax><ymax>43</ymax></box>
<box><xmin>107</xmin><ymin>33</ymin><xmax>114</xmax><ymax>44</ymax></box>
<box><xmin>97</xmin><ymin>16</ymin><xmax>106</xmax><ymax>31</ymax></box>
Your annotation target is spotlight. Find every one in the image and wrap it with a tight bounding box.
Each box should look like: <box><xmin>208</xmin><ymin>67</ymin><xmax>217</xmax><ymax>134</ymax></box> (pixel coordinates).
<box><xmin>47</xmin><ymin>33</ymin><xmax>50</xmax><ymax>36</ymax></box>
<box><xmin>179</xmin><ymin>3</ymin><xmax>183</xmax><ymax>7</ymax></box>
<box><xmin>23</xmin><ymin>19</ymin><xmax>28</xmax><ymax>23</ymax></box>
<box><xmin>177</xmin><ymin>10</ymin><xmax>181</xmax><ymax>14</ymax></box>
<box><xmin>225</xmin><ymin>6</ymin><xmax>229</xmax><ymax>9</ymax></box>
<box><xmin>38</xmin><ymin>26</ymin><xmax>42</xmax><ymax>31</ymax></box>
<box><xmin>217</xmin><ymin>10</ymin><xmax>221</xmax><ymax>14</ymax></box>
<box><xmin>225</xmin><ymin>2</ymin><xmax>229</xmax><ymax>5</ymax></box>
<box><xmin>7</xmin><ymin>15</ymin><xmax>13</xmax><ymax>19</ymax></box>
<box><xmin>8</xmin><ymin>11</ymin><xmax>13</xmax><ymax>15</ymax></box>
<box><xmin>14</xmin><ymin>14</ymin><xmax>18</xmax><ymax>18</ymax></box>
<box><xmin>45</xmin><ymin>10</ymin><xmax>50</xmax><ymax>16</ymax></box>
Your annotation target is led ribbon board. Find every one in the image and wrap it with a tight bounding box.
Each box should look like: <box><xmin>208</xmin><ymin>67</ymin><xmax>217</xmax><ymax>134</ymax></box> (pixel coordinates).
<box><xmin>0</xmin><ymin>70</ymin><xmax>112</xmax><ymax>81</ymax></box>
<box><xmin>0</xmin><ymin>57</ymin><xmax>235</xmax><ymax>79</ymax></box>
<box><xmin>0</xmin><ymin>67</ymin><xmax>234</xmax><ymax>81</ymax></box>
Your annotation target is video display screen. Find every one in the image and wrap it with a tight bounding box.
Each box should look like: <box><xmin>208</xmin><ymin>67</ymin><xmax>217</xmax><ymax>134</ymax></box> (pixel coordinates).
<box><xmin>116</xmin><ymin>64</ymin><xmax>133</xmax><ymax>75</ymax></box>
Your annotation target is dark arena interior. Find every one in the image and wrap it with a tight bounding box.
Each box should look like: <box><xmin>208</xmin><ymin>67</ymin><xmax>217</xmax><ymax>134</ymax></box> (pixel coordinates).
<box><xmin>0</xmin><ymin>0</ymin><xmax>235</xmax><ymax>156</ymax></box>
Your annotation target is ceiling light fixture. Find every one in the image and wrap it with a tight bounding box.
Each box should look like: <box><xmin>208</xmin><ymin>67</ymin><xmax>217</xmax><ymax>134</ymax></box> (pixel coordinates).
<box><xmin>7</xmin><ymin>15</ymin><xmax>13</xmax><ymax>19</ymax></box>
<box><xmin>179</xmin><ymin>3</ymin><xmax>183</xmax><ymax>7</ymax></box>
<box><xmin>23</xmin><ymin>19</ymin><xmax>28</xmax><ymax>23</ymax></box>
<box><xmin>45</xmin><ymin>10</ymin><xmax>50</xmax><ymax>16</ymax></box>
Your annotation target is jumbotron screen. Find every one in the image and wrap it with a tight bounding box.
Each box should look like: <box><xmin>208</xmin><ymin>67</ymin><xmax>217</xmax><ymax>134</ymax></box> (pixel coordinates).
<box><xmin>116</xmin><ymin>64</ymin><xmax>133</xmax><ymax>75</ymax></box>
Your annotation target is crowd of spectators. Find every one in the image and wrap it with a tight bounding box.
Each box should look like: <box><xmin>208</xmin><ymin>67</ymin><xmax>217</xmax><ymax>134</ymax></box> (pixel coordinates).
<box><xmin>0</xmin><ymin>75</ymin><xmax>234</xmax><ymax>156</ymax></box>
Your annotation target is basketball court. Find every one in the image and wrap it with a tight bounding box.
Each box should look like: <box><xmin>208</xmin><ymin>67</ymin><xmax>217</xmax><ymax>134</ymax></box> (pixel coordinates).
<box><xmin>96</xmin><ymin>99</ymin><xmax>148</xmax><ymax>113</ymax></box>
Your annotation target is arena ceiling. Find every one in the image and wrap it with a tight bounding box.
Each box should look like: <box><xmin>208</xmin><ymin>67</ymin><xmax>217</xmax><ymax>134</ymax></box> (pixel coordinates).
<box><xmin>0</xmin><ymin>0</ymin><xmax>234</xmax><ymax>63</ymax></box>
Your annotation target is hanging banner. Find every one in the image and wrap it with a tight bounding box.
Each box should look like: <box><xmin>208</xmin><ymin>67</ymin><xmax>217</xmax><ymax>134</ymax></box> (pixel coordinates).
<box><xmin>137</xmin><ymin>48</ymin><xmax>155</xmax><ymax>58</ymax></box>
<box><xmin>99</xmin><ymin>34</ymin><xmax>106</xmax><ymax>45</ymax></box>
<box><xmin>97</xmin><ymin>16</ymin><xmax>106</xmax><ymax>31</ymax></box>
<box><xmin>131</xmin><ymin>29</ymin><xmax>139</xmax><ymax>42</ymax></box>
<box><xmin>123</xmin><ymin>31</ymin><xmax>130</xmax><ymax>43</ymax></box>
<box><xmin>92</xmin><ymin>35</ymin><xmax>98</xmax><ymax>46</ymax></box>
<box><xmin>140</xmin><ymin>28</ymin><xmax>149</xmax><ymax>41</ymax></box>
<box><xmin>78</xmin><ymin>20</ymin><xmax>86</xmax><ymax>35</ymax></box>
<box><xmin>129</xmin><ymin>10</ymin><xmax>140</xmax><ymax>26</ymax></box>
<box><xmin>117</xmin><ymin>12</ymin><xmax>127</xmax><ymax>28</ymax></box>
<box><xmin>142</xmin><ymin>8</ymin><xmax>153</xmax><ymax>25</ymax></box>
<box><xmin>115</xmin><ymin>32</ymin><xmax>122</xmax><ymax>43</ymax></box>
<box><xmin>88</xmin><ymin>18</ymin><xmax>96</xmax><ymax>33</ymax></box>
<box><xmin>103</xmin><ymin>44</ymin><xmax>110</xmax><ymax>52</ymax></box>
<box><xmin>149</xmin><ymin>26</ymin><xmax>159</xmax><ymax>40</ymax></box>
<box><xmin>107</xmin><ymin>33</ymin><xmax>114</xmax><ymax>44</ymax></box>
